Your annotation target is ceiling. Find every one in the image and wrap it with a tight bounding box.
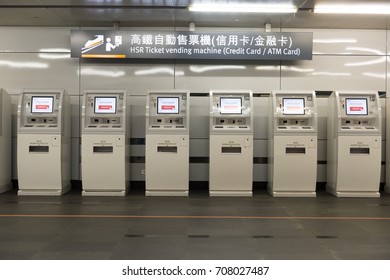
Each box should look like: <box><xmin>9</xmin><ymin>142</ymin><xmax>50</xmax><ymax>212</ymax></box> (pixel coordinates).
<box><xmin>0</xmin><ymin>0</ymin><xmax>390</xmax><ymax>29</ymax></box>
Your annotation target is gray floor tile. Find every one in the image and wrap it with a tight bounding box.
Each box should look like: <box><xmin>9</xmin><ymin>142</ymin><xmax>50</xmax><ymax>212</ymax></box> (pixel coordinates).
<box><xmin>0</xmin><ymin>189</ymin><xmax>390</xmax><ymax>260</ymax></box>
<box><xmin>110</xmin><ymin>236</ymin><xmax>187</xmax><ymax>259</ymax></box>
<box><xmin>30</xmin><ymin>252</ymin><xmax>112</xmax><ymax>260</ymax></box>
<box><xmin>185</xmin><ymin>237</ymin><xmax>261</xmax><ymax>259</ymax></box>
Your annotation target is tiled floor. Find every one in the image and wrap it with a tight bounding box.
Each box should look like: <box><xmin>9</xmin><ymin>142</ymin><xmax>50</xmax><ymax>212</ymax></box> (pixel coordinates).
<box><xmin>0</xmin><ymin>188</ymin><xmax>390</xmax><ymax>260</ymax></box>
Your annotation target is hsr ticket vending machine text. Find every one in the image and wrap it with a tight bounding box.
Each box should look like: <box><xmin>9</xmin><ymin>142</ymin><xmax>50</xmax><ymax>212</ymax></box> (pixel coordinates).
<box><xmin>17</xmin><ymin>89</ymin><xmax>70</xmax><ymax>196</ymax></box>
<box><xmin>327</xmin><ymin>91</ymin><xmax>381</xmax><ymax>197</ymax></box>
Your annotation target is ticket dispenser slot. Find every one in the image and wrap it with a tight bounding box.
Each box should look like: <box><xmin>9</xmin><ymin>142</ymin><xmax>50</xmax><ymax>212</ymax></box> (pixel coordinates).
<box><xmin>81</xmin><ymin>89</ymin><xmax>129</xmax><ymax>196</ymax></box>
<box><xmin>221</xmin><ymin>147</ymin><xmax>241</xmax><ymax>153</ymax></box>
<box><xmin>29</xmin><ymin>146</ymin><xmax>49</xmax><ymax>153</ymax></box>
<box><xmin>350</xmin><ymin>147</ymin><xmax>369</xmax><ymax>154</ymax></box>
<box><xmin>157</xmin><ymin>146</ymin><xmax>177</xmax><ymax>153</ymax></box>
<box><xmin>209</xmin><ymin>90</ymin><xmax>254</xmax><ymax>196</ymax></box>
<box><xmin>146</xmin><ymin>90</ymin><xmax>190</xmax><ymax>196</ymax></box>
<box><xmin>268</xmin><ymin>90</ymin><xmax>318</xmax><ymax>197</ymax></box>
<box><xmin>286</xmin><ymin>147</ymin><xmax>305</xmax><ymax>154</ymax></box>
<box><xmin>93</xmin><ymin>146</ymin><xmax>113</xmax><ymax>153</ymax></box>
<box><xmin>17</xmin><ymin>89</ymin><xmax>71</xmax><ymax>196</ymax></box>
<box><xmin>327</xmin><ymin>91</ymin><xmax>381</xmax><ymax>197</ymax></box>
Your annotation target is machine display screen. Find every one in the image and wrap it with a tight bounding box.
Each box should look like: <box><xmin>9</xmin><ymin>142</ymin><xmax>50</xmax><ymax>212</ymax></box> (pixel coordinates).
<box><xmin>220</xmin><ymin>97</ymin><xmax>242</xmax><ymax>114</ymax></box>
<box><xmin>157</xmin><ymin>97</ymin><xmax>179</xmax><ymax>114</ymax></box>
<box><xmin>346</xmin><ymin>98</ymin><xmax>368</xmax><ymax>115</ymax></box>
<box><xmin>31</xmin><ymin>96</ymin><xmax>54</xmax><ymax>113</ymax></box>
<box><xmin>94</xmin><ymin>97</ymin><xmax>117</xmax><ymax>114</ymax></box>
<box><xmin>283</xmin><ymin>98</ymin><xmax>305</xmax><ymax>115</ymax></box>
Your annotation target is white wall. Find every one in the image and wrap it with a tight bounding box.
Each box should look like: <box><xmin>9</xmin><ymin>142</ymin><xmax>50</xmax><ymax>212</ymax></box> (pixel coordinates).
<box><xmin>0</xmin><ymin>27</ymin><xmax>387</xmax><ymax>185</ymax></box>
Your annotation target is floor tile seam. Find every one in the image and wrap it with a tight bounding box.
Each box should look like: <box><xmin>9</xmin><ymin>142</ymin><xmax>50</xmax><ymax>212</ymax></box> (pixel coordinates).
<box><xmin>2</xmin><ymin>214</ymin><xmax>390</xmax><ymax>221</ymax></box>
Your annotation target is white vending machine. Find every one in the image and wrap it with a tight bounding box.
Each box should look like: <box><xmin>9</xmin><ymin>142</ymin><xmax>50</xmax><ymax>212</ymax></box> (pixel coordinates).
<box><xmin>17</xmin><ymin>89</ymin><xmax>70</xmax><ymax>196</ymax></box>
<box><xmin>387</xmin><ymin>95</ymin><xmax>390</xmax><ymax>193</ymax></box>
<box><xmin>209</xmin><ymin>90</ymin><xmax>253</xmax><ymax>196</ymax></box>
<box><xmin>0</xmin><ymin>89</ymin><xmax>11</xmax><ymax>193</ymax></box>
<box><xmin>145</xmin><ymin>90</ymin><xmax>190</xmax><ymax>196</ymax></box>
<box><xmin>81</xmin><ymin>90</ymin><xmax>130</xmax><ymax>196</ymax></box>
<box><xmin>327</xmin><ymin>91</ymin><xmax>381</xmax><ymax>197</ymax></box>
<box><xmin>268</xmin><ymin>90</ymin><xmax>318</xmax><ymax>197</ymax></box>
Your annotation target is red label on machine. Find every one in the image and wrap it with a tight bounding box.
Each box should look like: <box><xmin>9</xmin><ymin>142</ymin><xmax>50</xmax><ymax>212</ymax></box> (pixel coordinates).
<box><xmin>162</xmin><ymin>105</ymin><xmax>176</xmax><ymax>110</ymax></box>
<box><xmin>98</xmin><ymin>105</ymin><xmax>112</xmax><ymax>110</ymax></box>
<box><xmin>224</xmin><ymin>105</ymin><xmax>239</xmax><ymax>109</ymax></box>
<box><xmin>349</xmin><ymin>106</ymin><xmax>364</xmax><ymax>111</ymax></box>
<box><xmin>36</xmin><ymin>105</ymin><xmax>49</xmax><ymax>109</ymax></box>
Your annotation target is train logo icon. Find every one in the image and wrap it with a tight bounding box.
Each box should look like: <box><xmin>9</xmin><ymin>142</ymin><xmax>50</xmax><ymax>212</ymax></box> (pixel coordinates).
<box><xmin>81</xmin><ymin>35</ymin><xmax>104</xmax><ymax>54</ymax></box>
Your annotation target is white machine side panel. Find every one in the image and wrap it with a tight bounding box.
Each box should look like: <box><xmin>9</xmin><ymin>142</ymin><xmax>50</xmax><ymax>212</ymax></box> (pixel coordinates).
<box><xmin>81</xmin><ymin>134</ymin><xmax>127</xmax><ymax>191</ymax></box>
<box><xmin>209</xmin><ymin>134</ymin><xmax>253</xmax><ymax>191</ymax></box>
<box><xmin>336</xmin><ymin>135</ymin><xmax>381</xmax><ymax>191</ymax></box>
<box><xmin>272</xmin><ymin>135</ymin><xmax>317</xmax><ymax>192</ymax></box>
<box><xmin>61</xmin><ymin>132</ymin><xmax>71</xmax><ymax>189</ymax></box>
<box><xmin>0</xmin><ymin>91</ymin><xmax>11</xmax><ymax>192</ymax></box>
<box><xmin>17</xmin><ymin>134</ymin><xmax>64</xmax><ymax>190</ymax></box>
<box><xmin>145</xmin><ymin>134</ymin><xmax>189</xmax><ymax>191</ymax></box>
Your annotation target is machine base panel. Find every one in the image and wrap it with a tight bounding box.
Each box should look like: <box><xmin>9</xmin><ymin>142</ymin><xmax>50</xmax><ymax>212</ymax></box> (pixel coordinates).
<box><xmin>209</xmin><ymin>190</ymin><xmax>252</xmax><ymax>197</ymax></box>
<box><xmin>269</xmin><ymin>191</ymin><xmax>316</xmax><ymax>197</ymax></box>
<box><xmin>326</xmin><ymin>187</ymin><xmax>380</xmax><ymax>198</ymax></box>
<box><xmin>18</xmin><ymin>185</ymin><xmax>71</xmax><ymax>196</ymax></box>
<box><xmin>82</xmin><ymin>189</ymin><xmax>128</xmax><ymax>197</ymax></box>
<box><xmin>145</xmin><ymin>190</ymin><xmax>188</xmax><ymax>197</ymax></box>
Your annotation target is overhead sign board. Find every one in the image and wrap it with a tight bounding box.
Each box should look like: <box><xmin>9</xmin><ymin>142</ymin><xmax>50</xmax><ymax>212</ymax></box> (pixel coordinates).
<box><xmin>71</xmin><ymin>30</ymin><xmax>312</xmax><ymax>61</ymax></box>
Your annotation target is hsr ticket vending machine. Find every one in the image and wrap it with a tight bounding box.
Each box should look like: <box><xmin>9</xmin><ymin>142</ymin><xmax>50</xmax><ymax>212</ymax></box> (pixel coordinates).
<box><xmin>145</xmin><ymin>90</ymin><xmax>190</xmax><ymax>196</ymax></box>
<box><xmin>327</xmin><ymin>91</ymin><xmax>381</xmax><ymax>197</ymax></box>
<box><xmin>0</xmin><ymin>89</ymin><xmax>11</xmax><ymax>193</ymax></box>
<box><xmin>17</xmin><ymin>89</ymin><xmax>71</xmax><ymax>196</ymax></box>
<box><xmin>268</xmin><ymin>90</ymin><xmax>318</xmax><ymax>197</ymax></box>
<box><xmin>81</xmin><ymin>90</ymin><xmax>130</xmax><ymax>196</ymax></box>
<box><xmin>209</xmin><ymin>90</ymin><xmax>253</xmax><ymax>196</ymax></box>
